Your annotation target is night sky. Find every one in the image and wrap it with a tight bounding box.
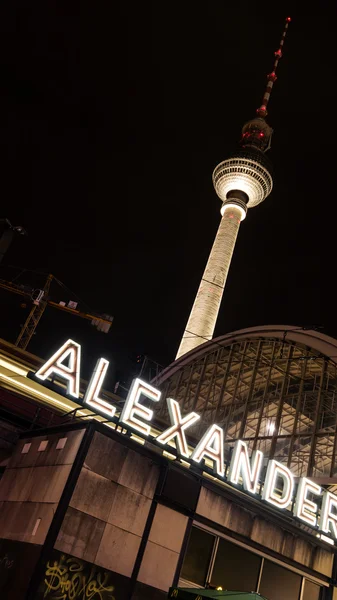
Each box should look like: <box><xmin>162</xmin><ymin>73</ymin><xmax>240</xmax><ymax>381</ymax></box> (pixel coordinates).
<box><xmin>0</xmin><ymin>2</ymin><xmax>336</xmax><ymax>387</ymax></box>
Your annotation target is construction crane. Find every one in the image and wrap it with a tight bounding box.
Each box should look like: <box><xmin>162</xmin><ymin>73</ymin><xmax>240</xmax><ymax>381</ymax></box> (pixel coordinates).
<box><xmin>0</xmin><ymin>273</ymin><xmax>113</xmax><ymax>350</ymax></box>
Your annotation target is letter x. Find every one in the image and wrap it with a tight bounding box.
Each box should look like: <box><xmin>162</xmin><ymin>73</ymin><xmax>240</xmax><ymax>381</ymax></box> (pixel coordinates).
<box><xmin>156</xmin><ymin>398</ymin><xmax>200</xmax><ymax>458</ymax></box>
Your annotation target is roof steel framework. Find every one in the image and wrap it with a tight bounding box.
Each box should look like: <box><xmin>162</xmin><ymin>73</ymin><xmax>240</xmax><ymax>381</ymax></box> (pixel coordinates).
<box><xmin>155</xmin><ymin>327</ymin><xmax>337</xmax><ymax>482</ymax></box>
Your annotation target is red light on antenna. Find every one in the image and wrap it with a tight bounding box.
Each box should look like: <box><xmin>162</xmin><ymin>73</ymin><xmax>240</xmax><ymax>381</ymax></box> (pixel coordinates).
<box><xmin>286</xmin><ymin>17</ymin><xmax>291</xmax><ymax>22</ymax></box>
<box><xmin>257</xmin><ymin>105</ymin><xmax>267</xmax><ymax>117</ymax></box>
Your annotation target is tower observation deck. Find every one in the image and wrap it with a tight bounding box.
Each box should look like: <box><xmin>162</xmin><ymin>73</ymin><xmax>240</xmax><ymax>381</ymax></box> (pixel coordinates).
<box><xmin>176</xmin><ymin>18</ymin><xmax>291</xmax><ymax>359</ymax></box>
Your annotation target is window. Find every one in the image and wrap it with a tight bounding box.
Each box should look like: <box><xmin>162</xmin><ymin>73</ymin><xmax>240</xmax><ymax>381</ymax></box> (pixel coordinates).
<box><xmin>56</xmin><ymin>438</ymin><xmax>67</xmax><ymax>450</ymax></box>
<box><xmin>303</xmin><ymin>579</ymin><xmax>321</xmax><ymax>600</ymax></box>
<box><xmin>259</xmin><ymin>559</ymin><xmax>301</xmax><ymax>600</ymax></box>
<box><xmin>210</xmin><ymin>537</ymin><xmax>261</xmax><ymax>592</ymax></box>
<box><xmin>21</xmin><ymin>443</ymin><xmax>31</xmax><ymax>454</ymax></box>
<box><xmin>181</xmin><ymin>525</ymin><xmax>324</xmax><ymax>600</ymax></box>
<box><xmin>38</xmin><ymin>440</ymin><xmax>48</xmax><ymax>452</ymax></box>
<box><xmin>181</xmin><ymin>527</ymin><xmax>215</xmax><ymax>586</ymax></box>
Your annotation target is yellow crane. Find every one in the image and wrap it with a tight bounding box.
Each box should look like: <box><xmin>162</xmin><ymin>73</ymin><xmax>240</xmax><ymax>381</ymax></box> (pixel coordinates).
<box><xmin>0</xmin><ymin>273</ymin><xmax>113</xmax><ymax>350</ymax></box>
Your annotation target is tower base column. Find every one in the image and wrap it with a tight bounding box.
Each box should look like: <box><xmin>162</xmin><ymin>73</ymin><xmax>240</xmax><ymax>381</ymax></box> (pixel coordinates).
<box><xmin>176</xmin><ymin>203</ymin><xmax>245</xmax><ymax>359</ymax></box>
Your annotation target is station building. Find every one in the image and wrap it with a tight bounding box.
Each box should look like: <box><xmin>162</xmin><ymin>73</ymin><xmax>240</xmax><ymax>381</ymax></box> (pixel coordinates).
<box><xmin>1</xmin><ymin>326</ymin><xmax>337</xmax><ymax>600</ymax></box>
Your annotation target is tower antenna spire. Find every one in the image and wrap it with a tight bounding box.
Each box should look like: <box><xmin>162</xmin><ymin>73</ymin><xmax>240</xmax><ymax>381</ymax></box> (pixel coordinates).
<box><xmin>240</xmin><ymin>16</ymin><xmax>292</xmax><ymax>153</ymax></box>
<box><xmin>257</xmin><ymin>17</ymin><xmax>291</xmax><ymax>118</ymax></box>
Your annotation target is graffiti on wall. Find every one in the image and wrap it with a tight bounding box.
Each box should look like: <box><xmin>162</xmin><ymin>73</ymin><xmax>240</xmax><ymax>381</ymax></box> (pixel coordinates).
<box><xmin>43</xmin><ymin>553</ymin><xmax>115</xmax><ymax>600</ymax></box>
<box><xmin>0</xmin><ymin>553</ymin><xmax>14</xmax><ymax>570</ymax></box>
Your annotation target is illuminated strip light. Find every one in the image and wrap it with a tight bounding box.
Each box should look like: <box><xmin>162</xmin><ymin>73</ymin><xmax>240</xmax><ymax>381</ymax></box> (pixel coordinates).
<box><xmin>0</xmin><ymin>358</ymin><xmax>28</xmax><ymax>377</ymax></box>
<box><xmin>83</xmin><ymin>358</ymin><xmax>115</xmax><ymax>418</ymax></box>
<box><xmin>156</xmin><ymin>398</ymin><xmax>200</xmax><ymax>458</ymax></box>
<box><xmin>163</xmin><ymin>449</ymin><xmax>177</xmax><ymax>460</ymax></box>
<box><xmin>262</xmin><ymin>460</ymin><xmax>294</xmax><ymax>509</ymax></box>
<box><xmin>320</xmin><ymin>492</ymin><xmax>337</xmax><ymax>539</ymax></box>
<box><xmin>0</xmin><ymin>372</ymin><xmax>87</xmax><ymax>416</ymax></box>
<box><xmin>228</xmin><ymin>440</ymin><xmax>263</xmax><ymax>494</ymax></box>
<box><xmin>191</xmin><ymin>424</ymin><xmax>225</xmax><ymax>478</ymax></box>
<box><xmin>294</xmin><ymin>478</ymin><xmax>321</xmax><ymax>527</ymax></box>
<box><xmin>119</xmin><ymin>378</ymin><xmax>161</xmax><ymax>436</ymax></box>
<box><xmin>317</xmin><ymin>534</ymin><xmax>334</xmax><ymax>546</ymax></box>
<box><xmin>35</xmin><ymin>339</ymin><xmax>81</xmax><ymax>398</ymax></box>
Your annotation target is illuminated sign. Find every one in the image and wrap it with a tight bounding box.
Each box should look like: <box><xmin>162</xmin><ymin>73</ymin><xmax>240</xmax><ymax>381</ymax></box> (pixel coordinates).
<box><xmin>35</xmin><ymin>340</ymin><xmax>337</xmax><ymax>542</ymax></box>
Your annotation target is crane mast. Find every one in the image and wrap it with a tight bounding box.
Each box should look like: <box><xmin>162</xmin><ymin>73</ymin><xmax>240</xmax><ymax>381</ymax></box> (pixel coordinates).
<box><xmin>14</xmin><ymin>274</ymin><xmax>53</xmax><ymax>349</ymax></box>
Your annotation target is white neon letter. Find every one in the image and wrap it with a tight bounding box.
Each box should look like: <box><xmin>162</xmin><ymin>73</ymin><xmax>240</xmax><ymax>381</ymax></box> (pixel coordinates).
<box><xmin>320</xmin><ymin>492</ymin><xmax>337</xmax><ymax>539</ymax></box>
<box><xmin>294</xmin><ymin>478</ymin><xmax>321</xmax><ymax>527</ymax></box>
<box><xmin>262</xmin><ymin>460</ymin><xmax>294</xmax><ymax>509</ymax></box>
<box><xmin>83</xmin><ymin>358</ymin><xmax>116</xmax><ymax>418</ymax></box>
<box><xmin>228</xmin><ymin>440</ymin><xmax>263</xmax><ymax>494</ymax></box>
<box><xmin>156</xmin><ymin>398</ymin><xmax>200</xmax><ymax>457</ymax></box>
<box><xmin>35</xmin><ymin>339</ymin><xmax>81</xmax><ymax>398</ymax></box>
<box><xmin>119</xmin><ymin>378</ymin><xmax>161</xmax><ymax>436</ymax></box>
<box><xmin>191</xmin><ymin>424</ymin><xmax>225</xmax><ymax>477</ymax></box>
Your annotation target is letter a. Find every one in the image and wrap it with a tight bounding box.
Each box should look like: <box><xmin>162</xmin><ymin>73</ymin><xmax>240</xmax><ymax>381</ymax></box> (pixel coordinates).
<box><xmin>35</xmin><ymin>339</ymin><xmax>81</xmax><ymax>398</ymax></box>
<box><xmin>191</xmin><ymin>424</ymin><xmax>225</xmax><ymax>477</ymax></box>
<box><xmin>228</xmin><ymin>440</ymin><xmax>263</xmax><ymax>494</ymax></box>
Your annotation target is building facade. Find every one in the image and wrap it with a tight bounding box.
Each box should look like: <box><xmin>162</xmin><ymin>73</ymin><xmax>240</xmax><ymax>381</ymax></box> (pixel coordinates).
<box><xmin>0</xmin><ymin>327</ymin><xmax>337</xmax><ymax>600</ymax></box>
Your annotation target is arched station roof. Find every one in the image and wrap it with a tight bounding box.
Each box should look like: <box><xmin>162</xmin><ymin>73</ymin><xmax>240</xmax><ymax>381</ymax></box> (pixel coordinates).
<box><xmin>154</xmin><ymin>325</ymin><xmax>337</xmax><ymax>483</ymax></box>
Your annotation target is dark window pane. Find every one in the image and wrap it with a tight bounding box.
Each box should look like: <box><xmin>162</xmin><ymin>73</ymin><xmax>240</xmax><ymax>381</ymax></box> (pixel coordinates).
<box><xmin>259</xmin><ymin>560</ymin><xmax>301</xmax><ymax>600</ymax></box>
<box><xmin>181</xmin><ymin>527</ymin><xmax>215</xmax><ymax>586</ymax></box>
<box><xmin>303</xmin><ymin>580</ymin><xmax>321</xmax><ymax>600</ymax></box>
<box><xmin>210</xmin><ymin>538</ymin><xmax>261</xmax><ymax>592</ymax></box>
<box><xmin>162</xmin><ymin>468</ymin><xmax>200</xmax><ymax>511</ymax></box>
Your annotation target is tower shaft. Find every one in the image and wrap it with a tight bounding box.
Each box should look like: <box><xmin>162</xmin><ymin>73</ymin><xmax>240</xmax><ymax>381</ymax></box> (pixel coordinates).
<box><xmin>176</xmin><ymin>205</ymin><xmax>243</xmax><ymax>359</ymax></box>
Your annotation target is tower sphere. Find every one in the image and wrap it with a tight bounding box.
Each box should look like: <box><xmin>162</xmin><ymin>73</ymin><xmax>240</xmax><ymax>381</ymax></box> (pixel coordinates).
<box><xmin>212</xmin><ymin>147</ymin><xmax>273</xmax><ymax>209</ymax></box>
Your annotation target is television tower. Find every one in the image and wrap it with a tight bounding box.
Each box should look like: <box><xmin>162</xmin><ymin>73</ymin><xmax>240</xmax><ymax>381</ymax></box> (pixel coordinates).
<box><xmin>176</xmin><ymin>17</ymin><xmax>291</xmax><ymax>359</ymax></box>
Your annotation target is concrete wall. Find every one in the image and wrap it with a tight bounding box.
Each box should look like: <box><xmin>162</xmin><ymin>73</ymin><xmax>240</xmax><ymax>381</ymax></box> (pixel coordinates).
<box><xmin>54</xmin><ymin>431</ymin><xmax>190</xmax><ymax>596</ymax></box>
<box><xmin>197</xmin><ymin>485</ymin><xmax>334</xmax><ymax>578</ymax></box>
<box><xmin>1</xmin><ymin>424</ymin><xmax>334</xmax><ymax>600</ymax></box>
<box><xmin>137</xmin><ymin>504</ymin><xmax>188</xmax><ymax>592</ymax></box>
<box><xmin>55</xmin><ymin>431</ymin><xmax>160</xmax><ymax>581</ymax></box>
<box><xmin>0</xmin><ymin>428</ymin><xmax>85</xmax><ymax>546</ymax></box>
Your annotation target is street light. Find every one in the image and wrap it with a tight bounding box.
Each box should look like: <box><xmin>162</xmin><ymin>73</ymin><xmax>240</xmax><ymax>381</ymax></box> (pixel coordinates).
<box><xmin>0</xmin><ymin>218</ymin><xmax>27</xmax><ymax>264</ymax></box>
